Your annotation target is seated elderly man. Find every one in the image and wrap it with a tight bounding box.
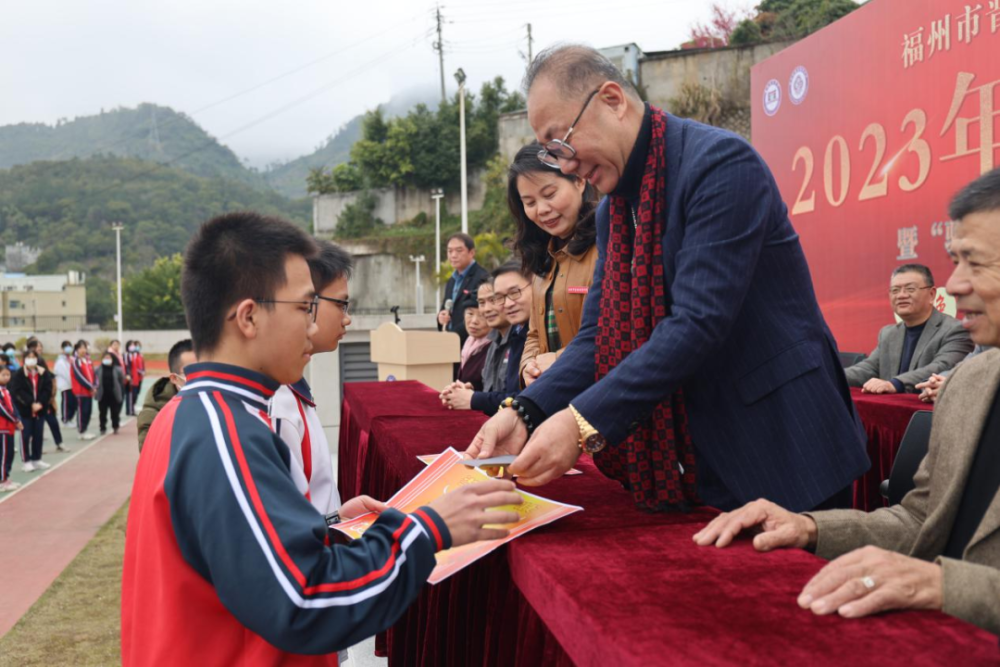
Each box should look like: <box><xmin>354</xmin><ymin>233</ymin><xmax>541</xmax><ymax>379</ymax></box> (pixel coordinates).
<box><xmin>845</xmin><ymin>263</ymin><xmax>973</xmax><ymax>393</ymax></box>
<box><xmin>693</xmin><ymin>167</ymin><xmax>1000</xmax><ymax>634</ymax></box>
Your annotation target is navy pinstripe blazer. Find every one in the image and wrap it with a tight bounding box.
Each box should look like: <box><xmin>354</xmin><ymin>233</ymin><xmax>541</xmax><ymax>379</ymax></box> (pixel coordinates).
<box><xmin>520</xmin><ymin>114</ymin><xmax>870</xmax><ymax>512</ymax></box>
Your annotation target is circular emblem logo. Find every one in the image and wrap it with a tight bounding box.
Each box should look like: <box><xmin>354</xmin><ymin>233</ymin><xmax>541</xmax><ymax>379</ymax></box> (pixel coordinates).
<box><xmin>763</xmin><ymin>79</ymin><xmax>781</xmax><ymax>116</ymax></box>
<box><xmin>789</xmin><ymin>66</ymin><xmax>809</xmax><ymax>105</ymax></box>
<box><xmin>386</xmin><ymin>375</ymin><xmax>397</xmax><ymax>382</ymax></box>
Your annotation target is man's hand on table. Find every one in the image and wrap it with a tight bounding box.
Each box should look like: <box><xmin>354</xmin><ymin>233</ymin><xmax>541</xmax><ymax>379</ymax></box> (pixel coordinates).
<box><xmin>428</xmin><ymin>480</ymin><xmax>522</xmax><ymax>548</ymax></box>
<box><xmin>466</xmin><ymin>408</ymin><xmax>529</xmax><ymax>460</ymax></box>
<box><xmin>862</xmin><ymin>378</ymin><xmax>897</xmax><ymax>394</ymax></box>
<box><xmin>916</xmin><ymin>373</ymin><xmax>947</xmax><ymax>403</ymax></box>
<box><xmin>507</xmin><ymin>408</ymin><xmax>581</xmax><ymax>486</ymax></box>
<box><xmin>693</xmin><ymin>499</ymin><xmax>818</xmax><ymax>551</ymax></box>
<box><xmin>339</xmin><ymin>495</ymin><xmax>387</xmax><ymax>520</ymax></box>
<box><xmin>797</xmin><ymin>546</ymin><xmax>943</xmax><ymax>618</ymax></box>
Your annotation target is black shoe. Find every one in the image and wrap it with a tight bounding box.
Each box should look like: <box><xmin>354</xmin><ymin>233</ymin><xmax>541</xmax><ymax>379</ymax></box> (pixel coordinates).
<box><xmin>113</xmin><ymin>428</ymin><xmax>119</xmax><ymax>435</ymax></box>
<box><xmin>100</xmin><ymin>429</ymin><xmax>107</xmax><ymax>435</ymax></box>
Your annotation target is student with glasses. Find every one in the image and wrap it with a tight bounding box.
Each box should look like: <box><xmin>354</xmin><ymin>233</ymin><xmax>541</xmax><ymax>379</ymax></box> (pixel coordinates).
<box><xmin>845</xmin><ymin>263</ymin><xmax>973</xmax><ymax>393</ymax></box>
<box><xmin>505</xmin><ymin>142</ymin><xmax>599</xmax><ymax>389</ymax></box>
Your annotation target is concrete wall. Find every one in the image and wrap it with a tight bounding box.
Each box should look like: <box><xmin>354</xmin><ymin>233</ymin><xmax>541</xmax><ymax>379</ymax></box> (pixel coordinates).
<box><xmin>339</xmin><ymin>242</ymin><xmax>439</xmax><ymax>316</ymax></box>
<box><xmin>498</xmin><ymin>110</ymin><xmax>534</xmax><ymax>163</ymax></box>
<box><xmin>314</xmin><ymin>169</ymin><xmax>487</xmax><ymax>235</ymax></box>
<box><xmin>10</xmin><ymin>329</ymin><xmax>192</xmax><ymax>355</ymax></box>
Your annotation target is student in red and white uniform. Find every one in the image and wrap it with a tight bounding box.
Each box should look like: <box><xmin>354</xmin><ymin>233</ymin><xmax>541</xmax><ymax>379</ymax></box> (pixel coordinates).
<box><xmin>70</xmin><ymin>340</ymin><xmax>97</xmax><ymax>440</ymax></box>
<box><xmin>125</xmin><ymin>340</ymin><xmax>145</xmax><ymax>416</ymax></box>
<box><xmin>0</xmin><ymin>366</ymin><xmax>22</xmax><ymax>492</ymax></box>
<box><xmin>271</xmin><ymin>240</ymin><xmax>354</xmax><ymax>517</ymax></box>
<box><xmin>122</xmin><ymin>211</ymin><xmax>520</xmax><ymax>666</ymax></box>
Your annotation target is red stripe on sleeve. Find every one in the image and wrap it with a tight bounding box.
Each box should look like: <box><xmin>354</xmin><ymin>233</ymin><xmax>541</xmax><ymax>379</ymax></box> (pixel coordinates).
<box><xmin>212</xmin><ymin>392</ymin><xmax>410</xmax><ymax>597</ymax></box>
<box><xmin>413</xmin><ymin>509</ymin><xmax>444</xmax><ymax>551</ymax></box>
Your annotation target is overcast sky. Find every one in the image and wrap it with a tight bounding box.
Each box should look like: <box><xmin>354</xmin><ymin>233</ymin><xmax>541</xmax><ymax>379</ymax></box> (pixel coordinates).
<box><xmin>1</xmin><ymin>0</ymin><xmax>725</xmax><ymax>168</ymax></box>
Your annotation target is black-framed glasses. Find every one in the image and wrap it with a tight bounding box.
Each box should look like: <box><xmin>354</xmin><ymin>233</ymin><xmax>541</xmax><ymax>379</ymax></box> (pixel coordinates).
<box><xmin>317</xmin><ymin>294</ymin><xmax>351</xmax><ymax>315</ymax></box>
<box><xmin>254</xmin><ymin>296</ymin><xmax>320</xmax><ymax>323</ymax></box>
<box><xmin>889</xmin><ymin>286</ymin><xmax>934</xmax><ymax>297</ymax></box>
<box><xmin>537</xmin><ymin>88</ymin><xmax>602</xmax><ymax>169</ymax></box>
<box><xmin>488</xmin><ymin>284</ymin><xmax>531</xmax><ymax>305</ymax></box>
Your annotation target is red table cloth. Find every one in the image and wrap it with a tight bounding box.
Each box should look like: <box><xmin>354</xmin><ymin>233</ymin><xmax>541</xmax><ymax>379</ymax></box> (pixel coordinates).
<box><xmin>340</xmin><ymin>382</ymin><xmax>996</xmax><ymax>666</ymax></box>
<box><xmin>850</xmin><ymin>388</ymin><xmax>933</xmax><ymax>511</ymax></box>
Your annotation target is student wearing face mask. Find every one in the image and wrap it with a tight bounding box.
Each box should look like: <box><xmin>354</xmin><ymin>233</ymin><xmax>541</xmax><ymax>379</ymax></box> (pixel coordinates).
<box><xmin>0</xmin><ymin>365</ymin><xmax>23</xmax><ymax>492</ymax></box>
<box><xmin>125</xmin><ymin>341</ymin><xmax>146</xmax><ymax>416</ymax></box>
<box><xmin>3</xmin><ymin>344</ymin><xmax>20</xmax><ymax>374</ymax></box>
<box><xmin>10</xmin><ymin>351</ymin><xmax>54</xmax><ymax>472</ymax></box>
<box><xmin>54</xmin><ymin>340</ymin><xmax>77</xmax><ymax>425</ymax></box>
<box><xmin>137</xmin><ymin>339</ymin><xmax>195</xmax><ymax>451</ymax></box>
<box><xmin>96</xmin><ymin>350</ymin><xmax>125</xmax><ymax>435</ymax></box>
<box><xmin>71</xmin><ymin>340</ymin><xmax>97</xmax><ymax>440</ymax></box>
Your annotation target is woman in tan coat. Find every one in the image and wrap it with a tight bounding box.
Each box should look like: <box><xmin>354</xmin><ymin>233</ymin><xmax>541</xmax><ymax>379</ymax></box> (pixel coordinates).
<box><xmin>508</xmin><ymin>143</ymin><xmax>599</xmax><ymax>387</ymax></box>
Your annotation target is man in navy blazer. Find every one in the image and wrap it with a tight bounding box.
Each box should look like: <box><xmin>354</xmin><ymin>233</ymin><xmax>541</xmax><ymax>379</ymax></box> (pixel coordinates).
<box><xmin>468</xmin><ymin>45</ymin><xmax>869</xmax><ymax>512</ymax></box>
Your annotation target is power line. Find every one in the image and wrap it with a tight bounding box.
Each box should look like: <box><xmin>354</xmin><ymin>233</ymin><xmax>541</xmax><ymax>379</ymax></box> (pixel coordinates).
<box><xmin>76</xmin><ymin>34</ymin><xmax>428</xmax><ymax>203</ymax></box>
<box><xmin>35</xmin><ymin>10</ymin><xmax>428</xmax><ymax>165</ymax></box>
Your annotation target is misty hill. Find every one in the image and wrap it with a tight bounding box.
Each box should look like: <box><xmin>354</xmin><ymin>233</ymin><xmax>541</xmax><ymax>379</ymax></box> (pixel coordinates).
<box><xmin>0</xmin><ymin>104</ymin><xmax>271</xmax><ymax>191</ymax></box>
<box><xmin>264</xmin><ymin>85</ymin><xmax>444</xmax><ymax>198</ymax></box>
<box><xmin>0</xmin><ymin>154</ymin><xmax>310</xmax><ymax>280</ymax></box>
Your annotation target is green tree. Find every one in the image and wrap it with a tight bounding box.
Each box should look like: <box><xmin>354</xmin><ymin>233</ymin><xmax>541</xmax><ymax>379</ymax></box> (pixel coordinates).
<box><xmin>334</xmin><ymin>192</ymin><xmax>382</xmax><ymax>239</ymax></box>
<box><xmin>86</xmin><ymin>276</ymin><xmax>116</xmax><ymax>327</ymax></box>
<box><xmin>121</xmin><ymin>253</ymin><xmax>186</xmax><ymax>329</ymax></box>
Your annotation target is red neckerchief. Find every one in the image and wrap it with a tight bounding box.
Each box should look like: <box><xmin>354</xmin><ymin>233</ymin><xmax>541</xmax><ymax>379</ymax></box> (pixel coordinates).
<box><xmin>593</xmin><ymin>108</ymin><xmax>699</xmax><ymax>511</ymax></box>
<box><xmin>29</xmin><ymin>371</ymin><xmax>39</xmax><ymax>401</ymax></box>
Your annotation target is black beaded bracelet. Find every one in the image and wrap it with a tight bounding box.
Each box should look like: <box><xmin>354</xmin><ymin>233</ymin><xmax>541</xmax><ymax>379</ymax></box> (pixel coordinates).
<box><xmin>509</xmin><ymin>398</ymin><xmax>535</xmax><ymax>434</ymax></box>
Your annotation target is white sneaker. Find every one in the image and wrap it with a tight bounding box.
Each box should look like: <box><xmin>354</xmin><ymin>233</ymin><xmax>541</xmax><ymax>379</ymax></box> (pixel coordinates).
<box><xmin>22</xmin><ymin>461</ymin><xmax>36</xmax><ymax>473</ymax></box>
<box><xmin>33</xmin><ymin>460</ymin><xmax>51</xmax><ymax>470</ymax></box>
<box><xmin>0</xmin><ymin>480</ymin><xmax>20</xmax><ymax>492</ymax></box>
<box><xmin>81</xmin><ymin>433</ymin><xmax>96</xmax><ymax>441</ymax></box>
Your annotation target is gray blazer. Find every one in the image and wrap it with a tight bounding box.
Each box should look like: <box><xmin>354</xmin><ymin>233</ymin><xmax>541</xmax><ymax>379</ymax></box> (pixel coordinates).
<box><xmin>95</xmin><ymin>365</ymin><xmax>125</xmax><ymax>403</ymax></box>
<box><xmin>809</xmin><ymin>349</ymin><xmax>1000</xmax><ymax>634</ymax></box>
<box><xmin>845</xmin><ymin>308</ymin><xmax>973</xmax><ymax>392</ymax></box>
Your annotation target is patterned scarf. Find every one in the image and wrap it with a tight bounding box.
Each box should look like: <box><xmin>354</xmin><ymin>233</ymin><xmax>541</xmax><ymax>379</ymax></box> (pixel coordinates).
<box><xmin>593</xmin><ymin>108</ymin><xmax>699</xmax><ymax>511</ymax></box>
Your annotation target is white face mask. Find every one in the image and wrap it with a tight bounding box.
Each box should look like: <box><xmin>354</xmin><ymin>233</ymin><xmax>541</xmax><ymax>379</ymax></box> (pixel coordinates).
<box><xmin>63</xmin><ymin>346</ymin><xmax>73</xmax><ymax>354</ymax></box>
<box><xmin>25</xmin><ymin>358</ymin><xmax>38</xmax><ymax>368</ymax></box>
<box><xmin>102</xmin><ymin>358</ymin><xmax>113</xmax><ymax>366</ymax></box>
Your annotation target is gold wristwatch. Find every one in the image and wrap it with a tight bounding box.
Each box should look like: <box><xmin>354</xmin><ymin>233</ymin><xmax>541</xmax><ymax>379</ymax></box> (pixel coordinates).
<box><xmin>569</xmin><ymin>404</ymin><xmax>607</xmax><ymax>454</ymax></box>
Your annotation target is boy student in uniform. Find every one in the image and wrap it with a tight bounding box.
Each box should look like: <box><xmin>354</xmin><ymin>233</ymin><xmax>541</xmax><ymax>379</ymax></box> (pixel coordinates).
<box><xmin>71</xmin><ymin>340</ymin><xmax>97</xmax><ymax>440</ymax></box>
<box><xmin>270</xmin><ymin>239</ymin><xmax>368</xmax><ymax>519</ymax></box>
<box><xmin>27</xmin><ymin>340</ymin><xmax>66</xmax><ymax>452</ymax></box>
<box><xmin>136</xmin><ymin>339</ymin><xmax>196</xmax><ymax>451</ymax></box>
<box><xmin>0</xmin><ymin>366</ymin><xmax>23</xmax><ymax>492</ymax></box>
<box><xmin>121</xmin><ymin>211</ymin><xmax>521</xmax><ymax>666</ymax></box>
<box><xmin>96</xmin><ymin>349</ymin><xmax>125</xmax><ymax>435</ymax></box>
<box><xmin>10</xmin><ymin>350</ymin><xmax>54</xmax><ymax>473</ymax></box>
<box><xmin>54</xmin><ymin>340</ymin><xmax>77</xmax><ymax>425</ymax></box>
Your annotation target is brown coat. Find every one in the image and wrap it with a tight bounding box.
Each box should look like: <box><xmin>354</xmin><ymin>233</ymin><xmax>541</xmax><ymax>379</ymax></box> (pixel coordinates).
<box><xmin>807</xmin><ymin>348</ymin><xmax>1000</xmax><ymax>634</ymax></box>
<box><xmin>519</xmin><ymin>240</ymin><xmax>599</xmax><ymax>385</ymax></box>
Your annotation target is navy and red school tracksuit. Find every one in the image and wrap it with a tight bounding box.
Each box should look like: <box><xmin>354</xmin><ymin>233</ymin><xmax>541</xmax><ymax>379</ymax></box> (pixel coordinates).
<box><xmin>0</xmin><ymin>386</ymin><xmax>20</xmax><ymax>483</ymax></box>
<box><xmin>121</xmin><ymin>362</ymin><xmax>451</xmax><ymax>666</ymax></box>
<box><xmin>71</xmin><ymin>355</ymin><xmax>95</xmax><ymax>434</ymax></box>
<box><xmin>124</xmin><ymin>352</ymin><xmax>145</xmax><ymax>416</ymax></box>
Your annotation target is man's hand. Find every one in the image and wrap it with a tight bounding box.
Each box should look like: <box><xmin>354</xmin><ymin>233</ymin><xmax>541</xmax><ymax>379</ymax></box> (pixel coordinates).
<box><xmin>466</xmin><ymin>408</ymin><xmax>528</xmax><ymax>460</ymax></box>
<box><xmin>507</xmin><ymin>408</ymin><xmax>581</xmax><ymax>486</ymax></box>
<box><xmin>437</xmin><ymin>310</ymin><xmax>451</xmax><ymax>327</ymax></box>
<box><xmin>442</xmin><ymin>386</ymin><xmax>473</xmax><ymax>410</ymax></box>
<box><xmin>339</xmin><ymin>495</ymin><xmax>386</xmax><ymax>520</ymax></box>
<box><xmin>862</xmin><ymin>378</ymin><xmax>897</xmax><ymax>394</ymax></box>
<box><xmin>916</xmin><ymin>374</ymin><xmax>947</xmax><ymax>403</ymax></box>
<box><xmin>428</xmin><ymin>479</ymin><xmax>522</xmax><ymax>548</ymax></box>
<box><xmin>798</xmin><ymin>546</ymin><xmax>943</xmax><ymax>618</ymax></box>
<box><xmin>692</xmin><ymin>498</ymin><xmax>818</xmax><ymax>551</ymax></box>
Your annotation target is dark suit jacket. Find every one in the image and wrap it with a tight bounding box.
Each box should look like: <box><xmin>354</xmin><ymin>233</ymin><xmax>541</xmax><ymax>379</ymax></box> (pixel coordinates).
<box><xmin>10</xmin><ymin>369</ymin><xmax>54</xmax><ymax>417</ymax></box>
<box><xmin>520</xmin><ymin>113</ymin><xmax>870</xmax><ymax>512</ymax></box>
<box><xmin>438</xmin><ymin>261</ymin><xmax>490</xmax><ymax>347</ymax></box>
<box><xmin>844</xmin><ymin>308</ymin><xmax>973</xmax><ymax>392</ymax></box>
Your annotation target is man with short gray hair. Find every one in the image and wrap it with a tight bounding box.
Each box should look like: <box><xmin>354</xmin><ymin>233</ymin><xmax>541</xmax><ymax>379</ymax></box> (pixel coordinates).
<box><xmin>468</xmin><ymin>44</ymin><xmax>869</xmax><ymax>513</ymax></box>
<box><xmin>844</xmin><ymin>263</ymin><xmax>972</xmax><ymax>393</ymax></box>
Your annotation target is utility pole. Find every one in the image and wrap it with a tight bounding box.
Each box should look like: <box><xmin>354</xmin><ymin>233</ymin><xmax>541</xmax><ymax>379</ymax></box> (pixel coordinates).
<box><xmin>431</xmin><ymin>189</ymin><xmax>444</xmax><ymax>308</ymax></box>
<box><xmin>527</xmin><ymin>23</ymin><xmax>533</xmax><ymax>63</ymax></box>
<box><xmin>434</xmin><ymin>6</ymin><xmax>446</xmax><ymax>103</ymax></box>
<box><xmin>455</xmin><ymin>68</ymin><xmax>469</xmax><ymax>234</ymax></box>
<box><xmin>409</xmin><ymin>255</ymin><xmax>426</xmax><ymax>315</ymax></box>
<box><xmin>112</xmin><ymin>222</ymin><xmax>124</xmax><ymax>345</ymax></box>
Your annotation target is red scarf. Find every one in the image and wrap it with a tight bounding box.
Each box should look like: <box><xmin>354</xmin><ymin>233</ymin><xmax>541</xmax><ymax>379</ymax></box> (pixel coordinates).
<box><xmin>593</xmin><ymin>108</ymin><xmax>699</xmax><ymax>511</ymax></box>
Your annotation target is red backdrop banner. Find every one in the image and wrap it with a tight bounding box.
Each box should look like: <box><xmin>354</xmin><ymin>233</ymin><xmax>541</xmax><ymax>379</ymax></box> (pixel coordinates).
<box><xmin>752</xmin><ymin>0</ymin><xmax>1000</xmax><ymax>353</ymax></box>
